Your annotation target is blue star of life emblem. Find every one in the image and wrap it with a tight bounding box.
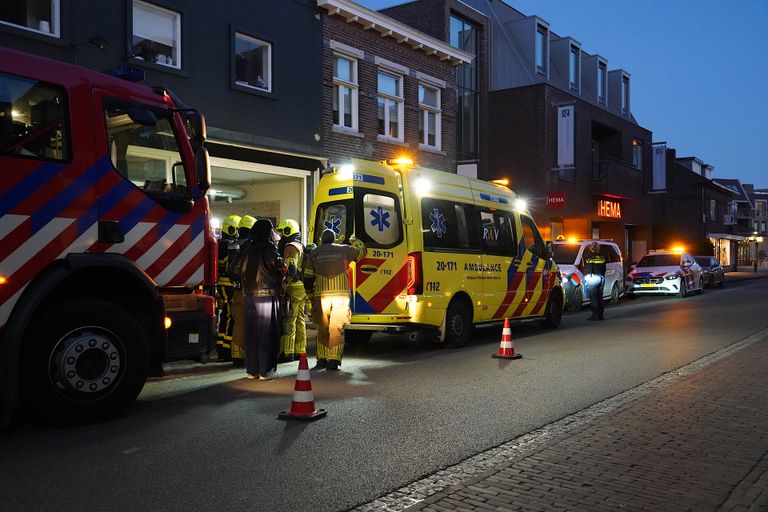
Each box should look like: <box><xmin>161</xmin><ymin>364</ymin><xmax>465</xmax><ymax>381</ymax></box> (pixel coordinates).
<box><xmin>324</xmin><ymin>215</ymin><xmax>341</xmax><ymax>234</ymax></box>
<box><xmin>429</xmin><ymin>209</ymin><xmax>446</xmax><ymax>238</ymax></box>
<box><xmin>370</xmin><ymin>206</ymin><xmax>391</xmax><ymax>232</ymax></box>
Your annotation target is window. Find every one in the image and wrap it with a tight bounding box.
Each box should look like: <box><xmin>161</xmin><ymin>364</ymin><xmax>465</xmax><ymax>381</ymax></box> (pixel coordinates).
<box><xmin>0</xmin><ymin>72</ymin><xmax>69</xmax><ymax>161</ymax></box>
<box><xmin>131</xmin><ymin>0</ymin><xmax>181</xmax><ymax>68</ymax></box>
<box><xmin>0</xmin><ymin>0</ymin><xmax>59</xmax><ymax>36</ymax></box>
<box><xmin>569</xmin><ymin>45</ymin><xmax>580</xmax><ymax>91</ymax></box>
<box><xmin>314</xmin><ymin>200</ymin><xmax>353</xmax><ymax>245</ymax></box>
<box><xmin>421</xmin><ymin>198</ymin><xmax>479</xmax><ymax>251</ymax></box>
<box><xmin>756</xmin><ymin>200</ymin><xmax>767</xmax><ymax>218</ymax></box>
<box><xmin>356</xmin><ymin>191</ymin><xmax>402</xmax><ymax>248</ymax></box>
<box><xmin>597</xmin><ymin>61</ymin><xmax>607</xmax><ymax>105</ymax></box>
<box><xmin>333</xmin><ymin>54</ymin><xmax>358</xmax><ymax>130</ymax></box>
<box><xmin>104</xmin><ymin>100</ymin><xmax>187</xmax><ymax>194</ymax></box>
<box><xmin>418</xmin><ymin>84</ymin><xmax>441</xmax><ymax>150</ymax></box>
<box><xmin>520</xmin><ymin>215</ymin><xmax>547</xmax><ymax>259</ymax></box>
<box><xmin>479</xmin><ymin>210</ymin><xmax>516</xmax><ymax>255</ymax></box>
<box><xmin>632</xmin><ymin>139</ymin><xmax>643</xmax><ymax>170</ymax></box>
<box><xmin>234</xmin><ymin>33</ymin><xmax>271</xmax><ymax>92</ymax></box>
<box><xmin>377</xmin><ymin>71</ymin><xmax>403</xmax><ymax>141</ymax></box>
<box><xmin>450</xmin><ymin>15</ymin><xmax>479</xmax><ymax>161</ymax></box>
<box><xmin>709</xmin><ymin>199</ymin><xmax>717</xmax><ymax>222</ymax></box>
<box><xmin>535</xmin><ymin>25</ymin><xmax>548</xmax><ymax>74</ymax></box>
<box><xmin>621</xmin><ymin>75</ymin><xmax>630</xmax><ymax>114</ymax></box>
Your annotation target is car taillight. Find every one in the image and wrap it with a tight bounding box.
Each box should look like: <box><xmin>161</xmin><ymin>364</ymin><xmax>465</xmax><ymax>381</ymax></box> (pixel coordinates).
<box><xmin>406</xmin><ymin>252</ymin><xmax>423</xmax><ymax>295</ymax></box>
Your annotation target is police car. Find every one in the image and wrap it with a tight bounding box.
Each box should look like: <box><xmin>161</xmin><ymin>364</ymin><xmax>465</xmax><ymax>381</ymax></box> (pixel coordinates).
<box><xmin>626</xmin><ymin>249</ymin><xmax>704</xmax><ymax>297</ymax></box>
<box><xmin>551</xmin><ymin>239</ymin><xmax>624</xmax><ymax>311</ymax></box>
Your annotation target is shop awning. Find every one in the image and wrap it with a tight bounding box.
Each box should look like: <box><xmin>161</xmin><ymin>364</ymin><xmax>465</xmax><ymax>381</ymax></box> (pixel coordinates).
<box><xmin>707</xmin><ymin>233</ymin><xmax>746</xmax><ymax>241</ymax></box>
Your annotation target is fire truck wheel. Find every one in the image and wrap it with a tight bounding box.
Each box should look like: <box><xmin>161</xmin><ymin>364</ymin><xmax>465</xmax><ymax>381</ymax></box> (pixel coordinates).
<box><xmin>540</xmin><ymin>291</ymin><xmax>563</xmax><ymax>329</ymax></box>
<box><xmin>20</xmin><ymin>299</ymin><xmax>150</xmax><ymax>426</ymax></box>
<box><xmin>445</xmin><ymin>299</ymin><xmax>471</xmax><ymax>348</ymax></box>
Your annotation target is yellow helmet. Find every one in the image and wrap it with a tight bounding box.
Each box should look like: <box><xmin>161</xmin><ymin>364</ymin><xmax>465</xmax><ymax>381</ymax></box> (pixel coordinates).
<box><xmin>276</xmin><ymin>218</ymin><xmax>300</xmax><ymax>237</ymax></box>
<box><xmin>222</xmin><ymin>215</ymin><xmax>241</xmax><ymax>237</ymax></box>
<box><xmin>239</xmin><ymin>215</ymin><xmax>256</xmax><ymax>231</ymax></box>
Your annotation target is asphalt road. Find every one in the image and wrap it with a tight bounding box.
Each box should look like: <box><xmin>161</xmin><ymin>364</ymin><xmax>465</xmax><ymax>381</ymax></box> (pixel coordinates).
<box><xmin>1</xmin><ymin>278</ymin><xmax>767</xmax><ymax>512</ymax></box>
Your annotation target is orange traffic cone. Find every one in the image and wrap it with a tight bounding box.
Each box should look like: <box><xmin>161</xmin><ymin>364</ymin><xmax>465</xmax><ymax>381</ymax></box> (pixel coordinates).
<box><xmin>278</xmin><ymin>352</ymin><xmax>327</xmax><ymax>421</ymax></box>
<box><xmin>492</xmin><ymin>318</ymin><xmax>522</xmax><ymax>360</ymax></box>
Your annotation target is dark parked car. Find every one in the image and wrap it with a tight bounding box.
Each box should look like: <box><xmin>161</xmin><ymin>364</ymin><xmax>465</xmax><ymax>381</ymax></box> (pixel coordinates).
<box><xmin>694</xmin><ymin>256</ymin><xmax>725</xmax><ymax>288</ymax></box>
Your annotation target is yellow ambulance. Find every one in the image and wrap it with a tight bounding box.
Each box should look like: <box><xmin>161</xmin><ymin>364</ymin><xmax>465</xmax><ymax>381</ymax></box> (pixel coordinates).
<box><xmin>308</xmin><ymin>158</ymin><xmax>564</xmax><ymax>347</ymax></box>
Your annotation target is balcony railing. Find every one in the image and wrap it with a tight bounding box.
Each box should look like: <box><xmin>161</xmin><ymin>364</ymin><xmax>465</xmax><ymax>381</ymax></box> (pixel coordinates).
<box><xmin>590</xmin><ymin>157</ymin><xmax>644</xmax><ymax>198</ymax></box>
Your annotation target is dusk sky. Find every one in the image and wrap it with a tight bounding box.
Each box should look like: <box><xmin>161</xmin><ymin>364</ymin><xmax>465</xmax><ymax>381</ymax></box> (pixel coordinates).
<box><xmin>360</xmin><ymin>0</ymin><xmax>768</xmax><ymax>189</ymax></box>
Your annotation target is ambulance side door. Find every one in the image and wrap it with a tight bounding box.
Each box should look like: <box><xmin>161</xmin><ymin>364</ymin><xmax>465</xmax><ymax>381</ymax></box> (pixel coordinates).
<box><xmin>352</xmin><ymin>187</ymin><xmax>407</xmax><ymax>315</ymax></box>
<box><xmin>479</xmin><ymin>208</ymin><xmax>519</xmax><ymax>321</ymax></box>
<box><xmin>516</xmin><ymin>213</ymin><xmax>552</xmax><ymax>317</ymax></box>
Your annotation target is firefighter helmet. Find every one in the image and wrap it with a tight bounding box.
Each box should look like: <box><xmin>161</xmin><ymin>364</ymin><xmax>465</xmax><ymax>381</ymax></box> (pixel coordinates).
<box><xmin>276</xmin><ymin>218</ymin><xmax>300</xmax><ymax>237</ymax></box>
<box><xmin>222</xmin><ymin>215</ymin><xmax>241</xmax><ymax>237</ymax></box>
<box><xmin>239</xmin><ymin>215</ymin><xmax>256</xmax><ymax>231</ymax></box>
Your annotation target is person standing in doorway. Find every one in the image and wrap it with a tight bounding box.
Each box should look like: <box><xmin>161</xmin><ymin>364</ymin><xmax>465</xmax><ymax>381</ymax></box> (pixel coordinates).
<box><xmin>229</xmin><ymin>215</ymin><xmax>256</xmax><ymax>367</ymax></box>
<box><xmin>215</xmin><ymin>215</ymin><xmax>240</xmax><ymax>362</ymax></box>
<box><xmin>231</xmin><ymin>219</ymin><xmax>286</xmax><ymax>380</ymax></box>
<box><xmin>303</xmin><ymin>229</ymin><xmax>365</xmax><ymax>371</ymax></box>
<box><xmin>584</xmin><ymin>241</ymin><xmax>606</xmax><ymax>321</ymax></box>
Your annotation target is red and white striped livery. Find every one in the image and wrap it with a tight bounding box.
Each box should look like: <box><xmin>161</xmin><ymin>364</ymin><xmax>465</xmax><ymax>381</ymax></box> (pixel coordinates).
<box><xmin>0</xmin><ymin>48</ymin><xmax>217</xmax><ymax>425</ymax></box>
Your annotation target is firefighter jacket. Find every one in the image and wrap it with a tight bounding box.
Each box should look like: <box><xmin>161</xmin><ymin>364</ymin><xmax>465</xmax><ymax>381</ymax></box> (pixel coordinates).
<box><xmin>304</xmin><ymin>240</ymin><xmax>365</xmax><ymax>296</ymax></box>
<box><xmin>231</xmin><ymin>239</ymin><xmax>286</xmax><ymax>297</ymax></box>
<box><xmin>279</xmin><ymin>234</ymin><xmax>305</xmax><ymax>285</ymax></box>
<box><xmin>583</xmin><ymin>252</ymin><xmax>607</xmax><ymax>276</ymax></box>
<box><xmin>216</xmin><ymin>235</ymin><xmax>239</xmax><ymax>286</ymax></box>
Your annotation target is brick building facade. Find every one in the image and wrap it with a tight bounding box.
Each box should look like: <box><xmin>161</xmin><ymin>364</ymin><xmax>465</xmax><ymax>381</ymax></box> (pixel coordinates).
<box><xmin>318</xmin><ymin>0</ymin><xmax>471</xmax><ymax>172</ymax></box>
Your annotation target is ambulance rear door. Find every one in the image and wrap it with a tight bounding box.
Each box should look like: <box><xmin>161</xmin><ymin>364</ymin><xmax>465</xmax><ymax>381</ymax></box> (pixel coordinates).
<box><xmin>350</xmin><ymin>172</ymin><xmax>409</xmax><ymax>317</ymax></box>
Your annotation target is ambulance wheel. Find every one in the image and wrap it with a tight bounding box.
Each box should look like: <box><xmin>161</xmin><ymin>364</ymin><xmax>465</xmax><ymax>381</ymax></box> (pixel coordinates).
<box><xmin>445</xmin><ymin>299</ymin><xmax>471</xmax><ymax>348</ymax></box>
<box><xmin>540</xmin><ymin>292</ymin><xmax>563</xmax><ymax>329</ymax></box>
<box><xmin>345</xmin><ymin>330</ymin><xmax>372</xmax><ymax>345</ymax></box>
<box><xmin>19</xmin><ymin>299</ymin><xmax>150</xmax><ymax>426</ymax></box>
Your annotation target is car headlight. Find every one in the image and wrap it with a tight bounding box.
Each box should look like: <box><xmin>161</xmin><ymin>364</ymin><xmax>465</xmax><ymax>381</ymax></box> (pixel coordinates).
<box><xmin>664</xmin><ymin>273</ymin><xmax>680</xmax><ymax>280</ymax></box>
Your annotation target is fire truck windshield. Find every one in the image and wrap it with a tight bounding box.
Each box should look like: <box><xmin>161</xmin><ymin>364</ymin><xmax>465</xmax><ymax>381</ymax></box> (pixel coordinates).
<box><xmin>104</xmin><ymin>99</ymin><xmax>188</xmax><ymax>196</ymax></box>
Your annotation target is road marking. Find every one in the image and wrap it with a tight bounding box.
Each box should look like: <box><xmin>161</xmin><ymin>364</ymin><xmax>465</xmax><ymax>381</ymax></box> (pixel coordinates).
<box><xmin>121</xmin><ymin>447</ymin><xmax>140</xmax><ymax>455</ymax></box>
<box><xmin>352</xmin><ymin>327</ymin><xmax>768</xmax><ymax>512</ymax></box>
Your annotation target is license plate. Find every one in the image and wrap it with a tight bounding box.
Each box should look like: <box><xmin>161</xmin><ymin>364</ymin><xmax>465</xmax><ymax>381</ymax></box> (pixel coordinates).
<box><xmin>189</xmin><ymin>333</ymin><xmax>199</xmax><ymax>344</ymax></box>
<box><xmin>640</xmin><ymin>283</ymin><xmax>655</xmax><ymax>288</ymax></box>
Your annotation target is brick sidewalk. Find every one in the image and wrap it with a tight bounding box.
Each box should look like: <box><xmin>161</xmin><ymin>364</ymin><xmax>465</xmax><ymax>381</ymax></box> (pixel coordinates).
<box><xmin>405</xmin><ymin>337</ymin><xmax>768</xmax><ymax>512</ymax></box>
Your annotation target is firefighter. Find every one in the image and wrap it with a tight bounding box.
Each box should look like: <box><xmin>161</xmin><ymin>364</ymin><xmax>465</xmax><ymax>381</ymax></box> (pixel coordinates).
<box><xmin>583</xmin><ymin>241</ymin><xmax>607</xmax><ymax>321</ymax></box>
<box><xmin>303</xmin><ymin>229</ymin><xmax>366</xmax><ymax>370</ymax></box>
<box><xmin>230</xmin><ymin>215</ymin><xmax>257</xmax><ymax>365</ymax></box>
<box><xmin>276</xmin><ymin>219</ymin><xmax>306</xmax><ymax>362</ymax></box>
<box><xmin>216</xmin><ymin>214</ymin><xmax>241</xmax><ymax>361</ymax></box>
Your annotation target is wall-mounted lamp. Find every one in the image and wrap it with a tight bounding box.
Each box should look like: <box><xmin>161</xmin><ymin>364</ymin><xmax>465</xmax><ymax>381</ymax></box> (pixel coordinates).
<box><xmin>72</xmin><ymin>34</ymin><xmax>109</xmax><ymax>51</ymax></box>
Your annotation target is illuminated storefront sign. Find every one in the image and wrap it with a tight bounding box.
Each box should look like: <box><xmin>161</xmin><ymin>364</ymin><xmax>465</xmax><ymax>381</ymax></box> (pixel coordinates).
<box><xmin>547</xmin><ymin>191</ymin><xmax>566</xmax><ymax>209</ymax></box>
<box><xmin>598</xmin><ymin>199</ymin><xmax>621</xmax><ymax>218</ymax></box>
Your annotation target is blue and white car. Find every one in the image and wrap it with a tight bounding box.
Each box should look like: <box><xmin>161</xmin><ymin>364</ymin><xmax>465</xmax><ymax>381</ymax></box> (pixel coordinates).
<box><xmin>626</xmin><ymin>250</ymin><xmax>704</xmax><ymax>297</ymax></box>
<box><xmin>552</xmin><ymin>239</ymin><xmax>624</xmax><ymax>310</ymax></box>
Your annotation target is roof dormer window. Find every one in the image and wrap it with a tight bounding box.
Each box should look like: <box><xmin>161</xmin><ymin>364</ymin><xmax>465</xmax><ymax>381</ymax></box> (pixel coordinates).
<box><xmin>569</xmin><ymin>44</ymin><xmax>580</xmax><ymax>92</ymax></box>
<box><xmin>621</xmin><ymin>74</ymin><xmax>630</xmax><ymax>115</ymax></box>
<box><xmin>597</xmin><ymin>60</ymin><xmax>607</xmax><ymax>105</ymax></box>
<box><xmin>535</xmin><ymin>24</ymin><xmax>549</xmax><ymax>76</ymax></box>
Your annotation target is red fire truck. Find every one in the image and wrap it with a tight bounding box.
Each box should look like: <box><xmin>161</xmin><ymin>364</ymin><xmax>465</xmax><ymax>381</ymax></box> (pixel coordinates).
<box><xmin>0</xmin><ymin>48</ymin><xmax>217</xmax><ymax>425</ymax></box>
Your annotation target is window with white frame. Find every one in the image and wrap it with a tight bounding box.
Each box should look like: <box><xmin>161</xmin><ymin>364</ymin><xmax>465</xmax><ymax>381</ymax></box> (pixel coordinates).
<box><xmin>0</xmin><ymin>0</ymin><xmax>59</xmax><ymax>36</ymax></box>
<box><xmin>632</xmin><ymin>139</ymin><xmax>643</xmax><ymax>170</ymax></box>
<box><xmin>131</xmin><ymin>0</ymin><xmax>181</xmax><ymax>68</ymax></box>
<box><xmin>569</xmin><ymin>45</ymin><xmax>580</xmax><ymax>91</ymax></box>
<box><xmin>756</xmin><ymin>200</ymin><xmax>766</xmax><ymax>218</ymax></box>
<box><xmin>418</xmin><ymin>84</ymin><xmax>441</xmax><ymax>150</ymax></box>
<box><xmin>621</xmin><ymin>75</ymin><xmax>630</xmax><ymax>114</ymax></box>
<box><xmin>377</xmin><ymin>71</ymin><xmax>403</xmax><ymax>141</ymax></box>
<box><xmin>597</xmin><ymin>61</ymin><xmax>607</xmax><ymax>104</ymax></box>
<box><xmin>333</xmin><ymin>54</ymin><xmax>358</xmax><ymax>130</ymax></box>
<box><xmin>234</xmin><ymin>33</ymin><xmax>271</xmax><ymax>92</ymax></box>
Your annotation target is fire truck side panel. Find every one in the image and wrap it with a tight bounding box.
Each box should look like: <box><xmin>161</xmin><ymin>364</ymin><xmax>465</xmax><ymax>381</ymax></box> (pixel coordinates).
<box><xmin>0</xmin><ymin>48</ymin><xmax>215</xmax><ymax>425</ymax></box>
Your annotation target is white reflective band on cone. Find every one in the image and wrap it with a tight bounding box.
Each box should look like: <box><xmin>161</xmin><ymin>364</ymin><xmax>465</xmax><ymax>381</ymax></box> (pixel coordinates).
<box><xmin>291</xmin><ymin>391</ymin><xmax>316</xmax><ymax>403</ymax></box>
